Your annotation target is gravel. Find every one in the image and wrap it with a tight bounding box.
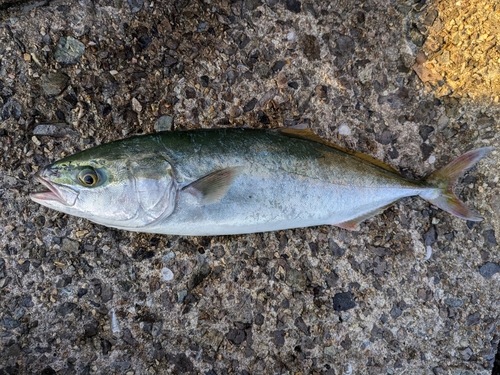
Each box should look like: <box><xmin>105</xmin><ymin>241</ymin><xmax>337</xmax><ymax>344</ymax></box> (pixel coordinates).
<box><xmin>0</xmin><ymin>0</ymin><xmax>499</xmax><ymax>374</ymax></box>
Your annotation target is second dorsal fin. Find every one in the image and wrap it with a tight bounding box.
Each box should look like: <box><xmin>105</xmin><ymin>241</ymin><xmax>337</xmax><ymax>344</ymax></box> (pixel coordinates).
<box><xmin>278</xmin><ymin>127</ymin><xmax>400</xmax><ymax>174</ymax></box>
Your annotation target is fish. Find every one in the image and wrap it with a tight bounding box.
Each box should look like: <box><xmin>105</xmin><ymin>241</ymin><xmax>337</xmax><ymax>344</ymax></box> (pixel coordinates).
<box><xmin>30</xmin><ymin>128</ymin><xmax>492</xmax><ymax>236</ymax></box>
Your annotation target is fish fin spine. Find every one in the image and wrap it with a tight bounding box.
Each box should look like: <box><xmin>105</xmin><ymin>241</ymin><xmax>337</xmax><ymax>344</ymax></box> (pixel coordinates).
<box><xmin>421</xmin><ymin>147</ymin><xmax>493</xmax><ymax>221</ymax></box>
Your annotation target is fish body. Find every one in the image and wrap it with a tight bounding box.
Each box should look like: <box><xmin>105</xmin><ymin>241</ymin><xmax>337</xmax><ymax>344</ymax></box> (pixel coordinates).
<box><xmin>31</xmin><ymin>128</ymin><xmax>491</xmax><ymax>235</ymax></box>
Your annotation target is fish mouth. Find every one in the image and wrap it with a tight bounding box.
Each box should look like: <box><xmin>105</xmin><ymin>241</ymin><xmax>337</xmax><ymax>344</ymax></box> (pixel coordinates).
<box><xmin>30</xmin><ymin>175</ymin><xmax>69</xmax><ymax>205</ymax></box>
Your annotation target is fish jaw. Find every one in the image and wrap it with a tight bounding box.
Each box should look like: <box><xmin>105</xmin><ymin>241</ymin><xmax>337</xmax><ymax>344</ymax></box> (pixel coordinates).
<box><xmin>30</xmin><ymin>173</ymin><xmax>79</xmax><ymax>208</ymax></box>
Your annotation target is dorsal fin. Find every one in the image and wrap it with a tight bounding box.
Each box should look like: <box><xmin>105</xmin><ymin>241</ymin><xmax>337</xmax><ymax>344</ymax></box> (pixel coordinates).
<box><xmin>278</xmin><ymin>127</ymin><xmax>400</xmax><ymax>174</ymax></box>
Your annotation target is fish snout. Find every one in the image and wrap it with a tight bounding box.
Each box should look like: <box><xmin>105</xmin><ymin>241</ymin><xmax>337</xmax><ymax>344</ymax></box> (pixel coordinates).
<box><xmin>38</xmin><ymin>166</ymin><xmax>61</xmax><ymax>179</ymax></box>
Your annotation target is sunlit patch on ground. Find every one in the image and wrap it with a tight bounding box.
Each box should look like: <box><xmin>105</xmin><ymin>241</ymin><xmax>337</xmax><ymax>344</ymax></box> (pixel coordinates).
<box><xmin>415</xmin><ymin>0</ymin><xmax>500</xmax><ymax>102</ymax></box>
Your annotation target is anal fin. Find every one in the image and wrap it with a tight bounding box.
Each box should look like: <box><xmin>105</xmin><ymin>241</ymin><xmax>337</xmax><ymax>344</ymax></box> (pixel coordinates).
<box><xmin>335</xmin><ymin>203</ymin><xmax>395</xmax><ymax>231</ymax></box>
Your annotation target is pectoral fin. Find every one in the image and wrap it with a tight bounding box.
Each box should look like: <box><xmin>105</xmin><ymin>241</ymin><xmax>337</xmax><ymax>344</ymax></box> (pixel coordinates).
<box><xmin>183</xmin><ymin>167</ymin><xmax>242</xmax><ymax>204</ymax></box>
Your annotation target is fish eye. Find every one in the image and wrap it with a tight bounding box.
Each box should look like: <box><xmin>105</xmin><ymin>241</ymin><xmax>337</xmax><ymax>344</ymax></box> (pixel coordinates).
<box><xmin>78</xmin><ymin>168</ymin><xmax>99</xmax><ymax>187</ymax></box>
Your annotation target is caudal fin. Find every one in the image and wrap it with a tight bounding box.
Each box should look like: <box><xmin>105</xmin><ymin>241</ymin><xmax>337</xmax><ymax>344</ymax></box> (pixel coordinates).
<box><xmin>421</xmin><ymin>147</ymin><xmax>493</xmax><ymax>221</ymax></box>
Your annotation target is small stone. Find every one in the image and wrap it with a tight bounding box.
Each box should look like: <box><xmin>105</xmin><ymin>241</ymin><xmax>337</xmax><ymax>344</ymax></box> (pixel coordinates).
<box><xmin>177</xmin><ymin>289</ymin><xmax>187</xmax><ymax>303</ymax></box>
<box><xmin>460</xmin><ymin>347</ymin><xmax>473</xmax><ymax>361</ymax></box>
<box><xmin>131</xmin><ymin>98</ymin><xmax>142</xmax><ymax>113</ymax></box>
<box><xmin>333</xmin><ymin>292</ymin><xmax>356</xmax><ymax>311</ymax></box>
<box><xmin>324</xmin><ymin>345</ymin><xmax>336</xmax><ymax>357</ymax></box>
<box><xmin>340</xmin><ymin>335</ymin><xmax>352</xmax><ymax>350</ymax></box>
<box><xmin>424</xmin><ymin>226</ymin><xmax>437</xmax><ymax>246</ymax></box>
<box><xmin>163</xmin><ymin>251</ymin><xmax>176</xmax><ymax>262</ymax></box>
<box><xmin>483</xmin><ymin>229</ymin><xmax>498</xmax><ymax>246</ymax></box>
<box><xmin>338</xmin><ymin>124</ymin><xmax>351</xmax><ymax>136</ymax></box>
<box><xmin>61</xmin><ymin>238</ymin><xmax>79</xmax><ymax>253</ymax></box>
<box><xmin>285</xmin><ymin>0</ymin><xmax>301</xmax><ymax>13</ymax></box>
<box><xmin>84</xmin><ymin>321</ymin><xmax>99</xmax><ymax>337</ymax></box>
<box><xmin>276</xmin><ymin>72</ymin><xmax>288</xmax><ymax>89</ymax></box>
<box><xmin>333</xmin><ymin>35</ymin><xmax>354</xmax><ymax>68</ymax></box>
<box><xmin>1</xmin><ymin>98</ymin><xmax>22</xmax><ymax>120</ymax></box>
<box><xmin>444</xmin><ymin>297</ymin><xmax>463</xmax><ymax>308</ymax></box>
<box><xmin>377</xmin><ymin>87</ymin><xmax>410</xmax><ymax>109</ymax></box>
<box><xmin>127</xmin><ymin>0</ymin><xmax>143</xmax><ymax>13</ymax></box>
<box><xmin>41</xmin><ymin>72</ymin><xmax>69</xmax><ymax>96</ymax></box>
<box><xmin>422</xmin><ymin>9</ymin><xmax>438</xmax><ymax>26</ymax></box>
<box><xmin>54</xmin><ymin>36</ymin><xmax>86</xmax><ymax>64</ymax></box>
<box><xmin>466</xmin><ymin>312</ymin><xmax>480</xmax><ymax>326</ymax></box>
<box><xmin>375</xmin><ymin>129</ymin><xmax>394</xmax><ymax>145</ymax></box>
<box><xmin>243</xmin><ymin>98</ymin><xmax>258</xmax><ymax>112</ymax></box>
<box><xmin>110</xmin><ymin>308</ymin><xmax>120</xmax><ymax>333</ymax></box>
<box><xmin>185</xmin><ymin>87</ymin><xmax>196</xmax><ymax>99</ymax></box>
<box><xmin>257</xmin><ymin>111</ymin><xmax>270</xmax><ymax>124</ymax></box>
<box><xmin>229</xmin><ymin>106</ymin><xmax>242</xmax><ymax>117</ymax></box>
<box><xmin>33</xmin><ymin>123</ymin><xmax>76</xmax><ymax>137</ymax></box>
<box><xmin>254</xmin><ymin>313</ymin><xmax>264</xmax><ymax>326</ymax></box>
<box><xmin>226</xmin><ymin>328</ymin><xmax>246</xmax><ymax>345</ymax></box>
<box><xmin>273</xmin><ymin>330</ymin><xmax>285</xmax><ymax>347</ymax></box>
<box><xmin>358</xmin><ymin>65</ymin><xmax>373</xmax><ymax>84</ymax></box>
<box><xmin>101</xmin><ymin>284</ymin><xmax>113</xmax><ymax>303</ymax></box>
<box><xmin>161</xmin><ymin>267</ymin><xmax>174</xmax><ymax>281</ymax></box>
<box><xmin>294</xmin><ymin>316</ymin><xmax>310</xmax><ymax>335</ymax></box>
<box><xmin>301</xmin><ymin>35</ymin><xmax>320</xmax><ymax>61</ymax></box>
<box><xmin>285</xmin><ymin>268</ymin><xmax>307</xmax><ymax>292</ymax></box>
<box><xmin>419</xmin><ymin>125</ymin><xmax>435</xmax><ymax>141</ymax></box>
<box><xmin>1</xmin><ymin>317</ymin><xmax>21</xmax><ymax>329</ymax></box>
<box><xmin>254</xmin><ymin>63</ymin><xmax>271</xmax><ymax>78</ymax></box>
<box><xmin>57</xmin><ymin>302</ymin><xmax>77</xmax><ymax>316</ymax></box>
<box><xmin>154</xmin><ymin>115</ymin><xmax>174</xmax><ymax>132</ymax></box>
<box><xmin>164</xmin><ymin>56</ymin><xmax>178</xmax><ymax>67</ymax></box>
<box><xmin>390</xmin><ymin>305</ymin><xmax>402</xmax><ymax>319</ymax></box>
<box><xmin>421</xmin><ymin>143</ymin><xmax>434</xmax><ymax>161</ymax></box>
<box><xmin>315</xmin><ymin>85</ymin><xmax>328</xmax><ymax>99</ymax></box>
<box><xmin>271</xmin><ymin>60</ymin><xmax>286</xmax><ymax>73</ymax></box>
<box><xmin>111</xmin><ymin>362</ymin><xmax>131</xmax><ymax>372</ymax></box>
<box><xmin>200</xmin><ymin>75</ymin><xmax>209</xmax><ymax>87</ymax></box>
<box><xmin>328</xmin><ymin>238</ymin><xmax>345</xmax><ymax>257</ymax></box>
<box><xmin>479</xmin><ymin>262</ymin><xmax>500</xmax><ymax>278</ymax></box>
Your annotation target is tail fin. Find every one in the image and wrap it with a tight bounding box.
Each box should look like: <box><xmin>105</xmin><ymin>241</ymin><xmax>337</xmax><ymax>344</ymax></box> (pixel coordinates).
<box><xmin>420</xmin><ymin>147</ymin><xmax>493</xmax><ymax>221</ymax></box>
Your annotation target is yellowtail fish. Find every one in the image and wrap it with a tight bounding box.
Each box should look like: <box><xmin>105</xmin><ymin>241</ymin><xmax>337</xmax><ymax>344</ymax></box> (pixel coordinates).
<box><xmin>31</xmin><ymin>128</ymin><xmax>491</xmax><ymax>235</ymax></box>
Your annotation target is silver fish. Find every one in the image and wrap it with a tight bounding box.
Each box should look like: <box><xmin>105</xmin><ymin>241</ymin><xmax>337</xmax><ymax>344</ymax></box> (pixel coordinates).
<box><xmin>31</xmin><ymin>128</ymin><xmax>491</xmax><ymax>235</ymax></box>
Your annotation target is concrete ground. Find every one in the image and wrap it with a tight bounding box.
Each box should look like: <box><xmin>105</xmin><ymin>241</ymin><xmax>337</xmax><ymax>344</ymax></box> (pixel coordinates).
<box><xmin>0</xmin><ymin>0</ymin><xmax>499</xmax><ymax>374</ymax></box>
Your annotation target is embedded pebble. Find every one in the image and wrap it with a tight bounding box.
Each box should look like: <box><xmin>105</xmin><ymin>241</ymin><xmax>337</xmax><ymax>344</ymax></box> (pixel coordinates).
<box><xmin>338</xmin><ymin>123</ymin><xmax>351</xmax><ymax>136</ymax></box>
<box><xmin>131</xmin><ymin>98</ymin><xmax>142</xmax><ymax>113</ymax></box>
<box><xmin>161</xmin><ymin>267</ymin><xmax>174</xmax><ymax>281</ymax></box>
<box><xmin>154</xmin><ymin>115</ymin><xmax>174</xmax><ymax>132</ymax></box>
<box><xmin>127</xmin><ymin>0</ymin><xmax>143</xmax><ymax>13</ymax></box>
<box><xmin>33</xmin><ymin>123</ymin><xmax>76</xmax><ymax>137</ymax></box>
<box><xmin>333</xmin><ymin>292</ymin><xmax>356</xmax><ymax>311</ymax></box>
<box><xmin>110</xmin><ymin>308</ymin><xmax>120</xmax><ymax>333</ymax></box>
<box><xmin>479</xmin><ymin>262</ymin><xmax>500</xmax><ymax>279</ymax></box>
<box><xmin>54</xmin><ymin>36</ymin><xmax>85</xmax><ymax>64</ymax></box>
<box><xmin>40</xmin><ymin>72</ymin><xmax>69</xmax><ymax>96</ymax></box>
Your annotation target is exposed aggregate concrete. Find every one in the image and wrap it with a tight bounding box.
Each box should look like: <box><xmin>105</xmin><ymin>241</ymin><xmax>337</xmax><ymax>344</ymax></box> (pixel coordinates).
<box><xmin>0</xmin><ymin>0</ymin><xmax>499</xmax><ymax>374</ymax></box>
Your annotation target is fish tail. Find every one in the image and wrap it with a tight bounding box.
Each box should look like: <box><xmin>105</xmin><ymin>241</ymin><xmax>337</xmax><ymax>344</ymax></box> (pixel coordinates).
<box><xmin>420</xmin><ymin>147</ymin><xmax>493</xmax><ymax>221</ymax></box>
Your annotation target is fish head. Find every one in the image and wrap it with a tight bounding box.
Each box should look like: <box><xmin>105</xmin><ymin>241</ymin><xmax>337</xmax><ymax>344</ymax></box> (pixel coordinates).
<box><xmin>31</xmin><ymin>145</ymin><xmax>178</xmax><ymax>229</ymax></box>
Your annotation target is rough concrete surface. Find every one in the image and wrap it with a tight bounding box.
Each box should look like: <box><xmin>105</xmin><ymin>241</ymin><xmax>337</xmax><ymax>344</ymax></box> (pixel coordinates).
<box><xmin>0</xmin><ymin>0</ymin><xmax>499</xmax><ymax>374</ymax></box>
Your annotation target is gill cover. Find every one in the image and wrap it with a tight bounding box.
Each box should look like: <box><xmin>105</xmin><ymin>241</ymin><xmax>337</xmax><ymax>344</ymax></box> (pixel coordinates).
<box><xmin>126</xmin><ymin>157</ymin><xmax>178</xmax><ymax>228</ymax></box>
